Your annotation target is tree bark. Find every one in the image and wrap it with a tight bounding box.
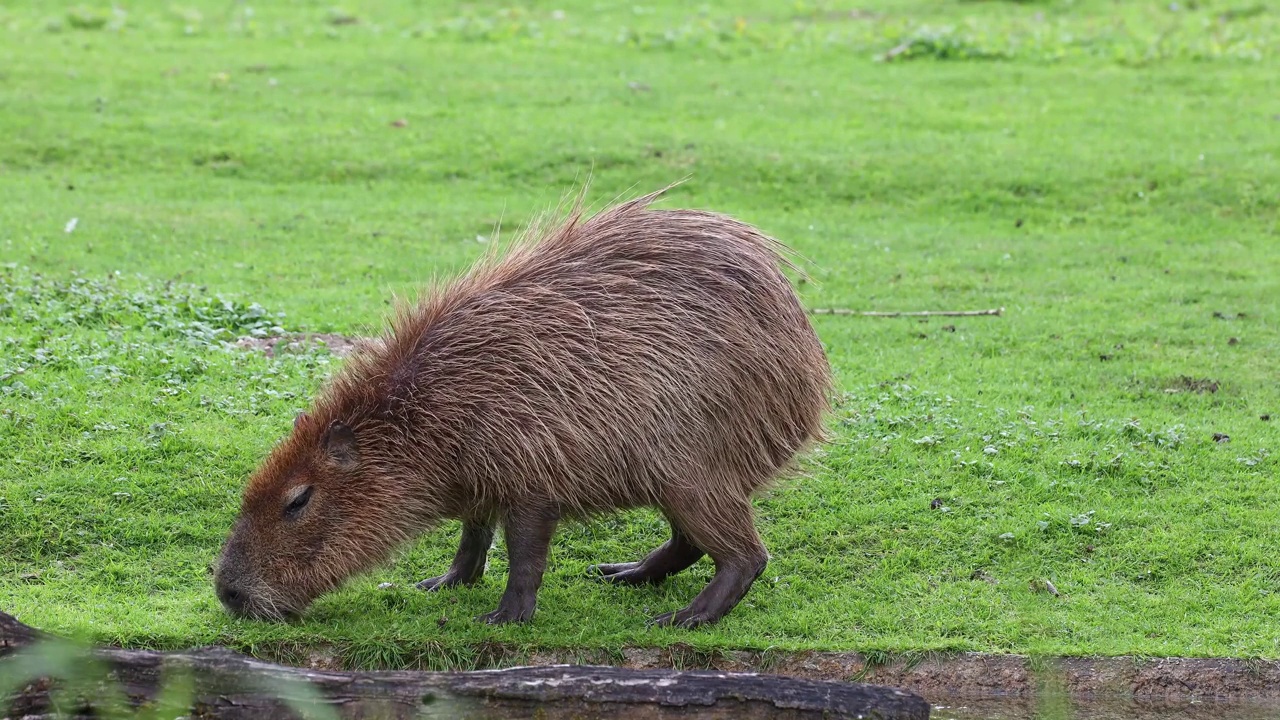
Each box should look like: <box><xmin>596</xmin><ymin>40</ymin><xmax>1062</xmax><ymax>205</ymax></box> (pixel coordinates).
<box><xmin>0</xmin><ymin>612</ymin><xmax>929</xmax><ymax>720</ymax></box>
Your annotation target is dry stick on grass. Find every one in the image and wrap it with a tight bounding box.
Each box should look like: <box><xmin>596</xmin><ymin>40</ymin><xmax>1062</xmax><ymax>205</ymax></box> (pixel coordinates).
<box><xmin>807</xmin><ymin>307</ymin><xmax>1005</xmax><ymax>318</ymax></box>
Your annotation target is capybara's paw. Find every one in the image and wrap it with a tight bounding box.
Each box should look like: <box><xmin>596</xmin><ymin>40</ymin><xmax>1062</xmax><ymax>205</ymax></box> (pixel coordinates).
<box><xmin>588</xmin><ymin>562</ymin><xmax>654</xmax><ymax>585</ymax></box>
<box><xmin>476</xmin><ymin>603</ymin><xmax>535</xmax><ymax>625</ymax></box>
<box><xmin>648</xmin><ymin>607</ymin><xmax>715</xmax><ymax>629</ymax></box>
<box><xmin>417</xmin><ymin>569</ymin><xmax>483</xmax><ymax>591</ymax></box>
<box><xmin>416</xmin><ymin>574</ymin><xmax>456</xmax><ymax>592</ymax></box>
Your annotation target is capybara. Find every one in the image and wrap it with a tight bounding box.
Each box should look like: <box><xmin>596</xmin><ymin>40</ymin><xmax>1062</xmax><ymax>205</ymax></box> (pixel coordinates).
<box><xmin>214</xmin><ymin>186</ymin><xmax>832</xmax><ymax>628</ymax></box>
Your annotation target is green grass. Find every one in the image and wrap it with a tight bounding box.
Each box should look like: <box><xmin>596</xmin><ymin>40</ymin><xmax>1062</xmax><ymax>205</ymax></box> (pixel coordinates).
<box><xmin>1</xmin><ymin>0</ymin><xmax>1279</xmax><ymax>666</ymax></box>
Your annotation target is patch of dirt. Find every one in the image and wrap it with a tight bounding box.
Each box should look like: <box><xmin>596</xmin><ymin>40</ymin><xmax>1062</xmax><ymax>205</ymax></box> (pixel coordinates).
<box><xmin>234</xmin><ymin>333</ymin><xmax>376</xmax><ymax>359</ymax></box>
<box><xmin>1164</xmin><ymin>376</ymin><xmax>1220</xmax><ymax>394</ymax></box>
<box><xmin>305</xmin><ymin>646</ymin><xmax>343</xmax><ymax>671</ymax></box>
<box><xmin>604</xmin><ymin>650</ymin><xmax>1280</xmax><ymax>715</ymax></box>
<box><xmin>774</xmin><ymin>651</ymin><xmax>1264</xmax><ymax>701</ymax></box>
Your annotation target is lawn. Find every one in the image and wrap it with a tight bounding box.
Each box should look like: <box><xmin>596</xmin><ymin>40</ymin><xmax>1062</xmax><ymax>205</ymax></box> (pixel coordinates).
<box><xmin>1</xmin><ymin>0</ymin><xmax>1278</xmax><ymax>667</ymax></box>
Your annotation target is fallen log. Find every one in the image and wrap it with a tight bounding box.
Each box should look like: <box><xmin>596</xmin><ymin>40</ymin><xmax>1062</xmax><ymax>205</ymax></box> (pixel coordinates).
<box><xmin>0</xmin><ymin>612</ymin><xmax>929</xmax><ymax>720</ymax></box>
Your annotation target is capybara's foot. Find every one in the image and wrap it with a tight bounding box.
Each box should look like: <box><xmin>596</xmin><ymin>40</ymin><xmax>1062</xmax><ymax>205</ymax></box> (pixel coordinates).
<box><xmin>588</xmin><ymin>531</ymin><xmax>705</xmax><ymax>587</ymax></box>
<box><xmin>476</xmin><ymin>601</ymin><xmax>536</xmax><ymax>625</ymax></box>
<box><xmin>648</xmin><ymin>607</ymin><xmax>716</xmax><ymax>629</ymax></box>
<box><xmin>415</xmin><ymin>572</ymin><xmax>475</xmax><ymax>592</ymax></box>
<box><xmin>588</xmin><ymin>562</ymin><xmax>659</xmax><ymax>585</ymax></box>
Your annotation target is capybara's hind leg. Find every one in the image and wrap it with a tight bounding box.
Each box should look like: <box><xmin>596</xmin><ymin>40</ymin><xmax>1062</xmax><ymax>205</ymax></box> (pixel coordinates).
<box><xmin>477</xmin><ymin>507</ymin><xmax>559</xmax><ymax>625</ymax></box>
<box><xmin>590</xmin><ymin>520</ymin><xmax>705</xmax><ymax>586</ymax></box>
<box><xmin>417</xmin><ymin>521</ymin><xmax>495</xmax><ymax>591</ymax></box>
<box><xmin>650</xmin><ymin>494</ymin><xmax>768</xmax><ymax>629</ymax></box>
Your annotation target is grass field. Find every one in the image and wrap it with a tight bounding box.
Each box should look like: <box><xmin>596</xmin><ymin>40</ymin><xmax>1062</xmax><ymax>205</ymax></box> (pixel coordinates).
<box><xmin>1</xmin><ymin>0</ymin><xmax>1279</xmax><ymax>667</ymax></box>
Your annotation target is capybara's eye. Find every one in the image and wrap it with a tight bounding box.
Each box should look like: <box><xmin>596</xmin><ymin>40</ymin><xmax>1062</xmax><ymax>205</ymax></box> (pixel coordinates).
<box><xmin>283</xmin><ymin>485</ymin><xmax>314</xmax><ymax>519</ymax></box>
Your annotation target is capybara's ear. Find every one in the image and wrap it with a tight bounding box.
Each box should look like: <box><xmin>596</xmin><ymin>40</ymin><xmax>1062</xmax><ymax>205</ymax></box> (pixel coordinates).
<box><xmin>322</xmin><ymin>420</ymin><xmax>359</xmax><ymax>469</ymax></box>
<box><xmin>294</xmin><ymin>411</ymin><xmax>308</xmax><ymax>431</ymax></box>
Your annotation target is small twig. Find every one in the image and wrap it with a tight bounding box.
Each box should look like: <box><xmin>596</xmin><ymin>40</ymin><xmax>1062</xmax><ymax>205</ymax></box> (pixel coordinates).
<box><xmin>879</xmin><ymin>42</ymin><xmax>913</xmax><ymax>62</ymax></box>
<box><xmin>807</xmin><ymin>307</ymin><xmax>1004</xmax><ymax>318</ymax></box>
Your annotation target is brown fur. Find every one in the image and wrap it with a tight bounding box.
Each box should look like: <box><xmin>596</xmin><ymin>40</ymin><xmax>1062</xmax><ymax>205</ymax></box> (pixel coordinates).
<box><xmin>214</xmin><ymin>186</ymin><xmax>832</xmax><ymax>628</ymax></box>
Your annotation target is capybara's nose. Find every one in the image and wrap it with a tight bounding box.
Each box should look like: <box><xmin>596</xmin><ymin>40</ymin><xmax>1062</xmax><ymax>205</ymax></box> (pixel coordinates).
<box><xmin>216</xmin><ymin>581</ymin><xmax>248</xmax><ymax>615</ymax></box>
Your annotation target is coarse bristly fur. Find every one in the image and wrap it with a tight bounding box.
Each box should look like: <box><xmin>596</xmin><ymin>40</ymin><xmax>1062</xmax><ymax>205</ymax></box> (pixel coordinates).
<box><xmin>214</xmin><ymin>184</ymin><xmax>833</xmax><ymax>628</ymax></box>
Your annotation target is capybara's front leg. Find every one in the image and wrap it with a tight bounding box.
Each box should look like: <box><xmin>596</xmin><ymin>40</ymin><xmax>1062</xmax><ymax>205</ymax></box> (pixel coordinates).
<box><xmin>417</xmin><ymin>521</ymin><xmax>495</xmax><ymax>591</ymax></box>
<box><xmin>477</xmin><ymin>507</ymin><xmax>559</xmax><ymax>625</ymax></box>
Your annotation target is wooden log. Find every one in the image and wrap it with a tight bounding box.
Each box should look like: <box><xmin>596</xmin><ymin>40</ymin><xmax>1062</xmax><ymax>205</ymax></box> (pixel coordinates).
<box><xmin>0</xmin><ymin>612</ymin><xmax>929</xmax><ymax>720</ymax></box>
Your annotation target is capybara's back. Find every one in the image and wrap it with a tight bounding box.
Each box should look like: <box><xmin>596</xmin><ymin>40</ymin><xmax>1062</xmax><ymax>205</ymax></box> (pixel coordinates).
<box><xmin>215</xmin><ymin>187</ymin><xmax>832</xmax><ymax>629</ymax></box>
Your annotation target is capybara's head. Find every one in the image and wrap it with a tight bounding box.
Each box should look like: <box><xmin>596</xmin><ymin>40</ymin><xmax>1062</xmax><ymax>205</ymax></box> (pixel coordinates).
<box><xmin>214</xmin><ymin>413</ymin><xmax>418</xmax><ymax>620</ymax></box>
